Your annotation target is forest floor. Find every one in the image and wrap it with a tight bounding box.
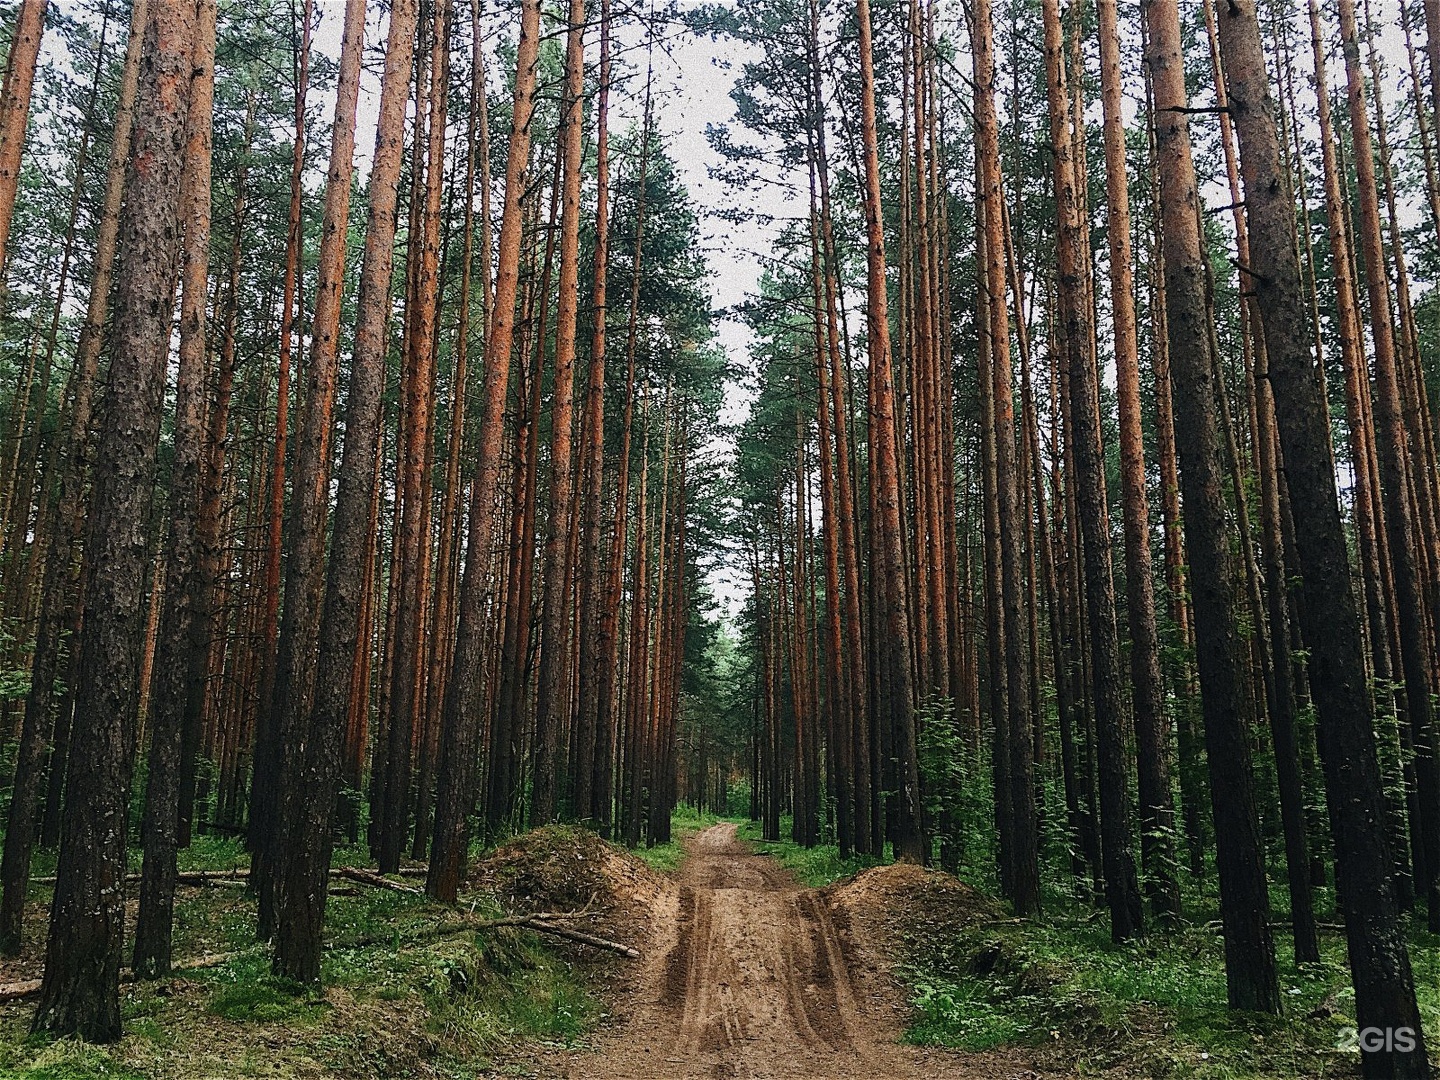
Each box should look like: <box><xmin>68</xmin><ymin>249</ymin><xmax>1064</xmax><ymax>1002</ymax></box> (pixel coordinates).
<box><xmin>0</xmin><ymin>815</ymin><xmax>1409</xmax><ymax>1078</ymax></box>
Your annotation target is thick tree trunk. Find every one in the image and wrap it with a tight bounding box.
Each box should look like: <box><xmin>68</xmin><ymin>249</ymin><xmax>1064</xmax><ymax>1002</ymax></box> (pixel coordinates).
<box><xmin>1215</xmin><ymin>0</ymin><xmax>1429</xmax><ymax>1070</ymax></box>
<box><xmin>0</xmin><ymin>0</ymin><xmax>145</xmax><ymax>957</ymax></box>
<box><xmin>31</xmin><ymin>0</ymin><xmax>195</xmax><ymax>1041</ymax></box>
<box><xmin>133</xmin><ymin>0</ymin><xmax>216</xmax><ymax>978</ymax></box>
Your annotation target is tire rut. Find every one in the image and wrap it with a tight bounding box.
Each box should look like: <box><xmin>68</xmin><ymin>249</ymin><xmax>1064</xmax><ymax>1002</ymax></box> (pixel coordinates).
<box><xmin>542</xmin><ymin>823</ymin><xmax>1006</xmax><ymax>1078</ymax></box>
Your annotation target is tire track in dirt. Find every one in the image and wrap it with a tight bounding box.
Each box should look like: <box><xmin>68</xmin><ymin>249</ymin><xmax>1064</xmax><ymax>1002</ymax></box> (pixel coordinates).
<box><xmin>545</xmin><ymin>823</ymin><xmax>1020</xmax><ymax>1079</ymax></box>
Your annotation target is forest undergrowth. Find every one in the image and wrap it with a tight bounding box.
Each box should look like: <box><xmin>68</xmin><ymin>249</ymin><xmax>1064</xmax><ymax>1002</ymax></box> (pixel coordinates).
<box><xmin>3</xmin><ymin>815</ymin><xmax>1435</xmax><ymax>1078</ymax></box>
<box><xmin>0</xmin><ymin>832</ymin><xmax>609</xmax><ymax>1080</ymax></box>
<box><xmin>731</xmin><ymin>810</ymin><xmax>1439</xmax><ymax>1078</ymax></box>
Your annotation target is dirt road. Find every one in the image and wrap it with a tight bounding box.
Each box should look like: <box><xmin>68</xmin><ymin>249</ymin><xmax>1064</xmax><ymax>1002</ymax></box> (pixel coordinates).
<box><xmin>546</xmin><ymin>823</ymin><xmax>1028</xmax><ymax>1079</ymax></box>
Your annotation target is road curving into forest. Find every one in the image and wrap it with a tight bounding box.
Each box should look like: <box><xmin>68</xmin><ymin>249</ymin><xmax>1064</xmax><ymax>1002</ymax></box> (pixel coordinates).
<box><xmin>546</xmin><ymin>823</ymin><xmax>1026</xmax><ymax>1079</ymax></box>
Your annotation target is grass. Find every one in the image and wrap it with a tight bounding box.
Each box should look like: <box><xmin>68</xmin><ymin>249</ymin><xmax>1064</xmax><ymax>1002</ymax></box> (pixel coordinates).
<box><xmin>0</xmin><ymin>835</ymin><xmax>610</xmax><ymax>1079</ymax></box>
<box><xmin>735</xmin><ymin>816</ymin><xmax>888</xmax><ymax>887</ymax></box>
<box><xmin>628</xmin><ymin>803</ymin><xmax>736</xmax><ymax>873</ymax></box>
<box><xmin>895</xmin><ymin>911</ymin><xmax>1378</xmax><ymax>1077</ymax></box>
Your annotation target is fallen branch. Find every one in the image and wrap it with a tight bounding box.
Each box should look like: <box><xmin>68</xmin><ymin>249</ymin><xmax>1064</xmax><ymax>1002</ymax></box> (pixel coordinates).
<box><xmin>30</xmin><ymin>867</ymin><xmax>251</xmax><ymax>887</ymax></box>
<box><xmin>0</xmin><ymin>950</ymin><xmax>244</xmax><ymax>1004</ymax></box>
<box><xmin>335</xmin><ymin>867</ymin><xmax>425</xmax><ymax>895</ymax></box>
<box><xmin>526</xmin><ymin>916</ymin><xmax>642</xmax><ymax>958</ymax></box>
<box><xmin>340</xmin><ymin>909</ymin><xmax>639</xmax><ymax>959</ymax></box>
<box><xmin>0</xmin><ymin>978</ymin><xmax>40</xmax><ymax>1003</ymax></box>
<box><xmin>29</xmin><ymin>866</ymin><xmax>423</xmax><ymax>890</ymax></box>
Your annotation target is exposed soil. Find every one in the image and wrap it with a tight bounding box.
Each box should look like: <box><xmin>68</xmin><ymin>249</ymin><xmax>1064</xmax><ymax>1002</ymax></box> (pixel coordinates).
<box><xmin>539</xmin><ymin>823</ymin><xmax>1043</xmax><ymax>1079</ymax></box>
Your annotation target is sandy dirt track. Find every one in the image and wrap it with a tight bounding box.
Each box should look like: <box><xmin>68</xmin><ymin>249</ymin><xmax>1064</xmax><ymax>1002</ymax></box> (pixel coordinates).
<box><xmin>542</xmin><ymin>823</ymin><xmax>1039</xmax><ymax>1079</ymax></box>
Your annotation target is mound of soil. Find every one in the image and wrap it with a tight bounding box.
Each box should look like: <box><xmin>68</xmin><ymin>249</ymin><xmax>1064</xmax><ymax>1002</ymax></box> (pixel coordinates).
<box><xmin>823</xmin><ymin>863</ymin><xmax>1003</xmax><ymax>958</ymax></box>
<box><xmin>475</xmin><ymin>824</ymin><xmax>670</xmax><ymax>912</ymax></box>
<box><xmin>469</xmin><ymin>825</ymin><xmax>674</xmax><ymax>970</ymax></box>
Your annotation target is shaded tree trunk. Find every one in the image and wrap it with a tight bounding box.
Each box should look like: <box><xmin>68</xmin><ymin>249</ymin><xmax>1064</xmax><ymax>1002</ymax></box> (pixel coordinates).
<box><xmin>133</xmin><ymin>0</ymin><xmax>216</xmax><ymax>978</ymax></box>
<box><xmin>1215</xmin><ymin>0</ymin><xmax>1429</xmax><ymax>1070</ymax></box>
<box><xmin>0</xmin><ymin>0</ymin><xmax>145</xmax><ymax>957</ymax></box>
<box><xmin>1142</xmin><ymin>0</ymin><xmax>1280</xmax><ymax>1014</ymax></box>
<box><xmin>430</xmin><ymin>0</ymin><xmax>544</xmax><ymax>898</ymax></box>
<box><xmin>31</xmin><ymin>0</ymin><xmax>195</xmax><ymax>1040</ymax></box>
<box><xmin>270</xmin><ymin>0</ymin><xmax>397</xmax><ymax>983</ymax></box>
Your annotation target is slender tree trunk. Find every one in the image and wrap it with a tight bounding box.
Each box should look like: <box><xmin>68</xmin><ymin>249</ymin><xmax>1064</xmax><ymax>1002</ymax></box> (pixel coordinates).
<box><xmin>431</xmin><ymin>0</ymin><xmax>544</xmax><ymax>897</ymax></box>
<box><xmin>250</xmin><ymin>0</ymin><xmax>313</xmax><ymax>933</ymax></box>
<box><xmin>1096</xmin><ymin>0</ymin><xmax>1178</xmax><ymax>924</ymax></box>
<box><xmin>263</xmin><ymin>0</ymin><xmax>365</xmax><ymax>949</ymax></box>
<box><xmin>1142</xmin><ymin>0</ymin><xmax>1280</xmax><ymax>1014</ymax></box>
<box><xmin>133</xmin><ymin>0</ymin><xmax>216</xmax><ymax>977</ymax></box>
<box><xmin>574</xmin><ymin>0</ymin><xmax>611</xmax><ymax>825</ymax></box>
<box><xmin>1336</xmin><ymin>0</ymin><xmax>1440</xmax><ymax>931</ymax></box>
<box><xmin>976</xmin><ymin>0</ymin><xmax>1036</xmax><ymax>905</ymax></box>
<box><xmin>381</xmin><ymin>0</ymin><xmax>448</xmax><ymax>873</ymax></box>
<box><xmin>0</xmin><ymin>0</ymin><xmax>46</xmax><ymax>282</ymax></box>
<box><xmin>530</xmin><ymin>0</ymin><xmax>586</xmax><ymax>825</ymax></box>
<box><xmin>1042</xmin><ymin>0</ymin><xmax>1141</xmax><ymax>940</ymax></box>
<box><xmin>271</xmin><ymin>0</ymin><xmax>402</xmax><ymax>982</ymax></box>
<box><xmin>857</xmin><ymin>0</ymin><xmax>922</xmax><ymax>864</ymax></box>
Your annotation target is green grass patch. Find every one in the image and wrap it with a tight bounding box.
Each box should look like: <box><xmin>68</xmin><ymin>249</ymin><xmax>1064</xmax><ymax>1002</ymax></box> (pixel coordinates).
<box><xmin>0</xmin><ymin>841</ymin><xmax>612</xmax><ymax>1079</ymax></box>
<box><xmin>629</xmin><ymin>803</ymin><xmax>736</xmax><ymax>873</ymax></box>
<box><xmin>897</xmin><ymin>910</ymin><xmax>1380</xmax><ymax>1077</ymax></box>
<box><xmin>735</xmin><ymin>817</ymin><xmax>887</xmax><ymax>887</ymax></box>
<box><xmin>420</xmin><ymin>928</ymin><xmax>602</xmax><ymax>1071</ymax></box>
<box><xmin>0</xmin><ymin>1038</ymin><xmax>150</xmax><ymax>1080</ymax></box>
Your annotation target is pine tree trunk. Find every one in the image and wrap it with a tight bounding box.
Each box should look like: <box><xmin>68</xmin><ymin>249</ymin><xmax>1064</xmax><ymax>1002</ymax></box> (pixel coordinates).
<box><xmin>1335</xmin><ymin>0</ymin><xmax>1440</xmax><ymax>930</ymax></box>
<box><xmin>381</xmin><ymin>0</ymin><xmax>447</xmax><ymax>873</ymax></box>
<box><xmin>0</xmin><ymin>0</ymin><xmax>46</xmax><ymax>282</ymax></box>
<box><xmin>133</xmin><ymin>0</ymin><xmax>216</xmax><ymax>977</ymax></box>
<box><xmin>976</xmin><ymin>0</ymin><xmax>1036</xmax><ymax>906</ymax></box>
<box><xmin>431</xmin><ymin>0</ymin><xmax>543</xmax><ymax>887</ymax></box>
<box><xmin>1214</xmin><ymin>0</ymin><xmax>1429</xmax><ymax>1068</ymax></box>
<box><xmin>530</xmin><ymin>0</ymin><xmax>587</xmax><ymax>825</ymax></box>
<box><xmin>1142</xmin><ymin>0</ymin><xmax>1280</xmax><ymax>1014</ymax></box>
<box><xmin>31</xmin><ymin>0</ymin><xmax>195</xmax><ymax>1040</ymax></box>
<box><xmin>0</xmin><ymin>0</ymin><xmax>144</xmax><ymax>957</ymax></box>
<box><xmin>1096</xmin><ymin>0</ymin><xmax>1178</xmax><ymax>924</ymax></box>
<box><xmin>856</xmin><ymin>0</ymin><xmax>922</xmax><ymax>864</ymax></box>
<box><xmin>271</xmin><ymin>0</ymin><xmax>403</xmax><ymax>981</ymax></box>
<box><xmin>249</xmin><ymin>0</ymin><xmax>313</xmax><ymax>935</ymax></box>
